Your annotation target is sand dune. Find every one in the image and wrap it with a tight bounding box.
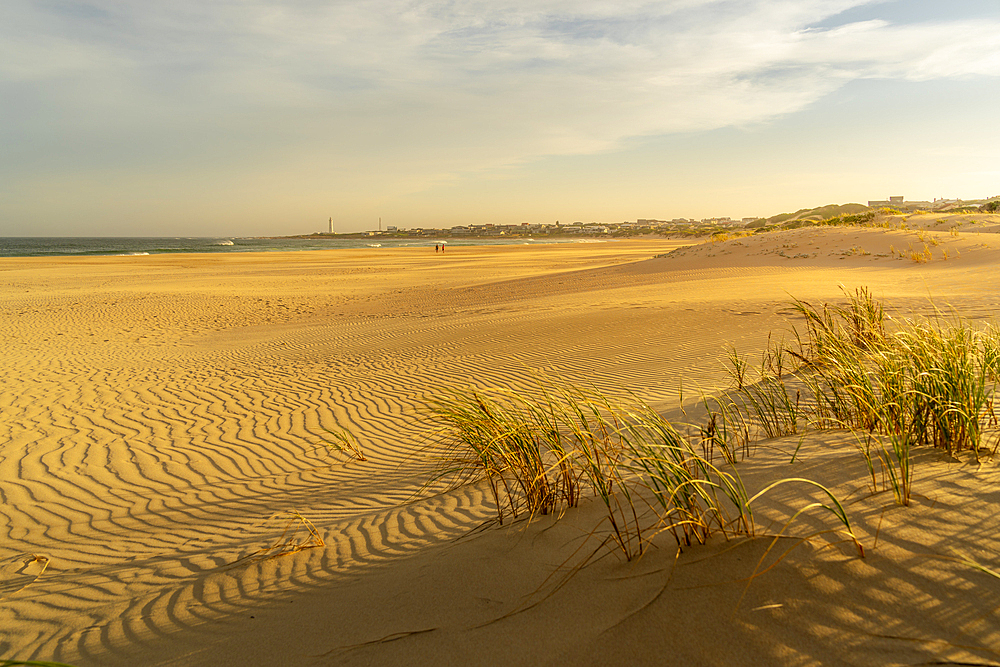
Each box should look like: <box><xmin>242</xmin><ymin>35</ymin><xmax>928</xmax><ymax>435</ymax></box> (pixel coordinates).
<box><xmin>1</xmin><ymin>225</ymin><xmax>1000</xmax><ymax>665</ymax></box>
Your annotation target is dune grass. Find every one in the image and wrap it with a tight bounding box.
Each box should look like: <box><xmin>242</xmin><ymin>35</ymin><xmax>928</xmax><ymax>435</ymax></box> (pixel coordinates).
<box><xmin>422</xmin><ymin>287</ymin><xmax>995</xmax><ymax>566</ymax></box>
<box><xmin>424</xmin><ymin>386</ymin><xmax>581</xmax><ymax>523</ymax></box>
<box><xmin>425</xmin><ymin>384</ymin><xmax>757</xmax><ymax>559</ymax></box>
<box><xmin>717</xmin><ymin>287</ymin><xmax>1000</xmax><ymax>505</ymax></box>
<box><xmin>699</xmin><ymin>393</ymin><xmax>751</xmax><ymax>464</ymax></box>
<box><xmin>718</xmin><ymin>336</ymin><xmax>802</xmax><ymax>444</ymax></box>
<box><xmin>321</xmin><ymin>426</ymin><xmax>367</xmax><ymax>461</ymax></box>
<box><xmin>425</xmin><ymin>380</ymin><xmax>860</xmax><ymax>561</ymax></box>
<box><xmin>792</xmin><ymin>290</ymin><xmax>999</xmax><ymax>448</ymax></box>
<box><xmin>229</xmin><ymin>510</ymin><xmax>326</xmax><ymax>567</ymax></box>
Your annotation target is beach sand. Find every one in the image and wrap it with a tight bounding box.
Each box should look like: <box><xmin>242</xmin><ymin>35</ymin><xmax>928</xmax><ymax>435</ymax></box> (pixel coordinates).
<box><xmin>2</xmin><ymin>220</ymin><xmax>1000</xmax><ymax>665</ymax></box>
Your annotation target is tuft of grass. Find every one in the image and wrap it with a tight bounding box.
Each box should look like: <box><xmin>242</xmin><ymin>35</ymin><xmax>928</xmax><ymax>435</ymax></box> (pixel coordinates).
<box><xmin>700</xmin><ymin>393</ymin><xmax>751</xmax><ymax>464</ymax></box>
<box><xmin>788</xmin><ymin>286</ymin><xmax>885</xmax><ymax>364</ymax></box>
<box><xmin>425</xmin><ymin>382</ymin><xmax>759</xmax><ymax>558</ymax></box>
<box><xmin>425</xmin><ymin>379</ymin><xmax>866</xmax><ymax>562</ymax></box>
<box><xmin>424</xmin><ymin>386</ymin><xmax>581</xmax><ymax>523</ymax></box>
<box><xmin>760</xmin><ymin>333</ymin><xmax>789</xmax><ymax>379</ymax></box>
<box><xmin>740</xmin><ymin>376</ymin><xmax>801</xmax><ymax>439</ymax></box>
<box><xmin>785</xmin><ymin>289</ymin><xmax>1000</xmax><ymax>503</ymax></box>
<box><xmin>915</xmin><ymin>230</ymin><xmax>939</xmax><ymax>246</ymax></box>
<box><xmin>235</xmin><ymin>510</ymin><xmax>326</xmax><ymax>565</ymax></box>
<box><xmin>699</xmin><ymin>288</ymin><xmax>998</xmax><ymax>506</ymax></box>
<box><xmin>321</xmin><ymin>427</ymin><xmax>367</xmax><ymax>461</ymax></box>
<box><xmin>907</xmin><ymin>244</ymin><xmax>933</xmax><ymax>263</ymax></box>
<box><xmin>622</xmin><ymin>403</ymin><xmax>754</xmax><ymax>549</ymax></box>
<box><xmin>723</xmin><ymin>345</ymin><xmax>751</xmax><ymax>390</ymax></box>
<box><xmin>711</xmin><ymin>232</ymin><xmax>731</xmax><ymax>243</ymax></box>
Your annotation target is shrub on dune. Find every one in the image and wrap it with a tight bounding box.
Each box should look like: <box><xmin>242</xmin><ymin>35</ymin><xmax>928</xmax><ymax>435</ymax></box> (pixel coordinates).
<box><xmin>418</xmin><ymin>287</ymin><xmax>994</xmax><ymax>561</ymax></box>
<box><xmin>425</xmin><ymin>380</ymin><xmax>861</xmax><ymax>560</ymax></box>
<box><xmin>744</xmin><ymin>287</ymin><xmax>999</xmax><ymax>505</ymax></box>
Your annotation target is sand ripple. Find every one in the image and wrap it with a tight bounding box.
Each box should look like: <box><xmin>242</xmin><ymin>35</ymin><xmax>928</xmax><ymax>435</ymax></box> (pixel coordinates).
<box><xmin>3</xmin><ymin>237</ymin><xmax>999</xmax><ymax>663</ymax></box>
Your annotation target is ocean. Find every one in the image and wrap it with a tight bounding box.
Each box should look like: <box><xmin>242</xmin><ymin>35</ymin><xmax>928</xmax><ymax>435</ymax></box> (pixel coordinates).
<box><xmin>0</xmin><ymin>236</ymin><xmax>597</xmax><ymax>258</ymax></box>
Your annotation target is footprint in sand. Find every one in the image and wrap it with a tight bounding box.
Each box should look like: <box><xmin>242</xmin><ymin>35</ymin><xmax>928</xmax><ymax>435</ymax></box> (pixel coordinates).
<box><xmin>0</xmin><ymin>553</ymin><xmax>50</xmax><ymax>599</ymax></box>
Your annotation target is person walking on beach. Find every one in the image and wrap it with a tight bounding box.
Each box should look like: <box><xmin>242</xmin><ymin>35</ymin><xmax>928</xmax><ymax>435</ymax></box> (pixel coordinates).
<box><xmin>435</xmin><ymin>244</ymin><xmax>439</xmax><ymax>253</ymax></box>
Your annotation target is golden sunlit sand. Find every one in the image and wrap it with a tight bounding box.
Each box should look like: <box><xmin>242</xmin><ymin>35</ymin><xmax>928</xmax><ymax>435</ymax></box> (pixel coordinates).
<box><xmin>2</xmin><ymin>220</ymin><xmax>1000</xmax><ymax>665</ymax></box>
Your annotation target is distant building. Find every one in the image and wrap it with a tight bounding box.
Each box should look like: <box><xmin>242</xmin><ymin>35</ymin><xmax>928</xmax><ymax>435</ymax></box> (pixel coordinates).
<box><xmin>868</xmin><ymin>196</ymin><xmax>950</xmax><ymax>211</ymax></box>
<box><xmin>869</xmin><ymin>196</ymin><xmax>905</xmax><ymax>207</ymax></box>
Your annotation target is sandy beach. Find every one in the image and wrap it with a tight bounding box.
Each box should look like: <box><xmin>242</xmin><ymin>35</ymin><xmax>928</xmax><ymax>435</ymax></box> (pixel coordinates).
<box><xmin>3</xmin><ymin>220</ymin><xmax>1000</xmax><ymax>665</ymax></box>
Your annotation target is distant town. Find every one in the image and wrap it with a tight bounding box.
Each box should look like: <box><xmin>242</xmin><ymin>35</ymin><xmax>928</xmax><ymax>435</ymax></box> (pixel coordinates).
<box><xmin>339</xmin><ymin>216</ymin><xmax>763</xmax><ymax>239</ymax></box>
<box><xmin>290</xmin><ymin>195</ymin><xmax>1000</xmax><ymax>240</ymax></box>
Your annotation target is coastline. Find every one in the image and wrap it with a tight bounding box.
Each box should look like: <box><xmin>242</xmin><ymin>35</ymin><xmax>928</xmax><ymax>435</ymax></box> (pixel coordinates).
<box><xmin>0</xmin><ymin>235</ymin><xmax>648</xmax><ymax>259</ymax></box>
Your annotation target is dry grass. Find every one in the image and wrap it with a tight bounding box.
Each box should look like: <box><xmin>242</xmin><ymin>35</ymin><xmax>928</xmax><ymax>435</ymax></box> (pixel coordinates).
<box><xmin>417</xmin><ymin>288</ymin><xmax>994</xmax><ymax>563</ymax></box>
<box><xmin>321</xmin><ymin>427</ymin><xmax>367</xmax><ymax>461</ymax></box>
<box><xmin>424</xmin><ymin>383</ymin><xmax>757</xmax><ymax>558</ymax></box>
<box><xmin>233</xmin><ymin>510</ymin><xmax>326</xmax><ymax>565</ymax></box>
<box><xmin>674</xmin><ymin>288</ymin><xmax>998</xmax><ymax>507</ymax></box>
<box><xmin>907</xmin><ymin>244</ymin><xmax>933</xmax><ymax>263</ymax></box>
<box><xmin>712</xmin><ymin>230</ymin><xmax>753</xmax><ymax>244</ymax></box>
<box><xmin>726</xmin><ymin>288</ymin><xmax>1000</xmax><ymax>505</ymax></box>
<box><xmin>425</xmin><ymin>380</ymin><xmax>859</xmax><ymax>561</ymax></box>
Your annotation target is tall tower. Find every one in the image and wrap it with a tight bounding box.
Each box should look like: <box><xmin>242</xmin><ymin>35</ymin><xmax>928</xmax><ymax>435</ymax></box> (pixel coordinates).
<box><xmin>329</xmin><ymin>217</ymin><xmax>333</xmax><ymax>234</ymax></box>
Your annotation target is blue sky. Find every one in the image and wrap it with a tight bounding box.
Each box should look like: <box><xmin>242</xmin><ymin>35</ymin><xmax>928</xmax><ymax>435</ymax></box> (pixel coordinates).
<box><xmin>1</xmin><ymin>0</ymin><xmax>998</xmax><ymax>236</ymax></box>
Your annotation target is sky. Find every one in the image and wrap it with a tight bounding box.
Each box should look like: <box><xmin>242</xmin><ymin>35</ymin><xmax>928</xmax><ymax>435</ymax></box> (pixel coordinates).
<box><xmin>1</xmin><ymin>0</ymin><xmax>999</xmax><ymax>236</ymax></box>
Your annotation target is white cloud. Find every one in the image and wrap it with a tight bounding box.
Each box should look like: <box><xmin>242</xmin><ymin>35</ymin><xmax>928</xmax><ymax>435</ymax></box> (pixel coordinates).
<box><xmin>2</xmin><ymin>0</ymin><xmax>999</xmax><ymax>192</ymax></box>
